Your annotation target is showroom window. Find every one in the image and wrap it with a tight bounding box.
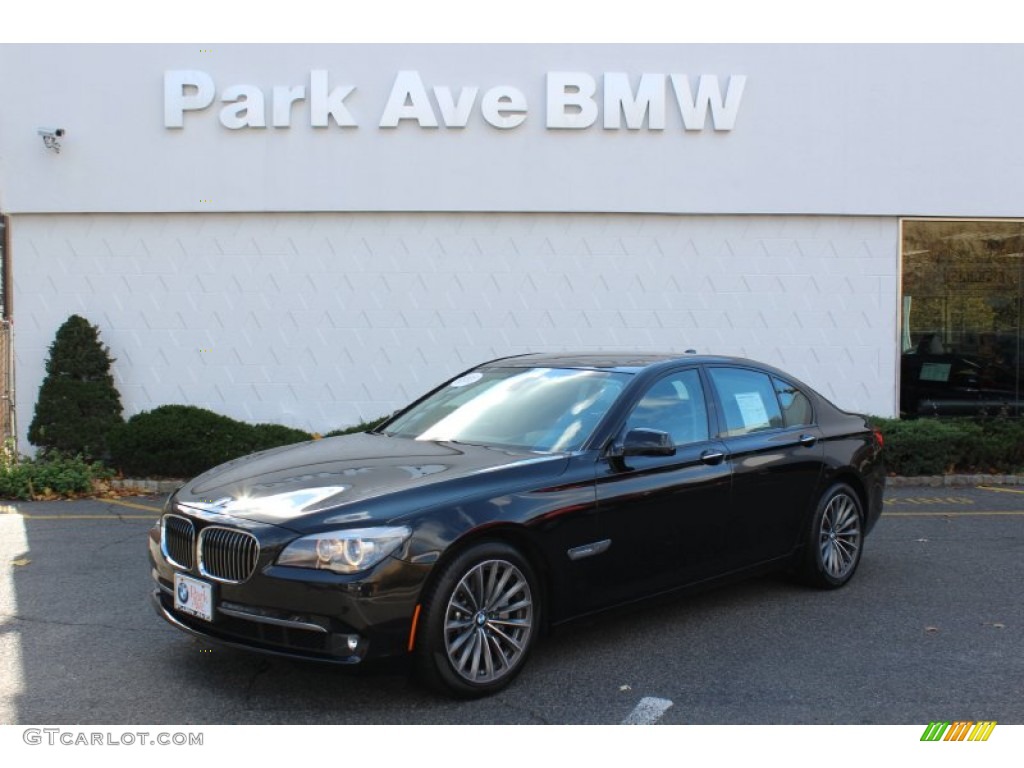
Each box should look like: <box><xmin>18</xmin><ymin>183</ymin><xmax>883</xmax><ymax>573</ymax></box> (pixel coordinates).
<box><xmin>901</xmin><ymin>219</ymin><xmax>1023</xmax><ymax>417</ymax></box>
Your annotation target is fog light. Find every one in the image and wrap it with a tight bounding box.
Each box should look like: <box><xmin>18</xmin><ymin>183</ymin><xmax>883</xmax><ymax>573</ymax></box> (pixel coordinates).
<box><xmin>346</xmin><ymin>635</ymin><xmax>359</xmax><ymax>652</ymax></box>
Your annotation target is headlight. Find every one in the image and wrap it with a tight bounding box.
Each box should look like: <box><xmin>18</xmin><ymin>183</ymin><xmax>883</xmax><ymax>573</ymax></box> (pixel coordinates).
<box><xmin>277</xmin><ymin>527</ymin><xmax>411</xmax><ymax>574</ymax></box>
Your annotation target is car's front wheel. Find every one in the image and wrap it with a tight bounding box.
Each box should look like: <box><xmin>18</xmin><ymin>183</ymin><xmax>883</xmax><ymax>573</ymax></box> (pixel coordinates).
<box><xmin>798</xmin><ymin>483</ymin><xmax>864</xmax><ymax>589</ymax></box>
<box><xmin>415</xmin><ymin>541</ymin><xmax>540</xmax><ymax>698</ymax></box>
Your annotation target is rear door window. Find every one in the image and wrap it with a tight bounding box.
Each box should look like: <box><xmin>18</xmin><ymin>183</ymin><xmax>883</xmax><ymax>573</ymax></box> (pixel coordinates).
<box><xmin>772</xmin><ymin>377</ymin><xmax>814</xmax><ymax>428</ymax></box>
<box><xmin>707</xmin><ymin>367</ymin><xmax>784</xmax><ymax>436</ymax></box>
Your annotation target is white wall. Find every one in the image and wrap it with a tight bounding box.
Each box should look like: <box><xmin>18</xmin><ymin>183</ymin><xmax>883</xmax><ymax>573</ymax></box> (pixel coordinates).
<box><xmin>1</xmin><ymin>44</ymin><xmax>1024</xmax><ymax>216</ymax></box>
<box><xmin>12</xmin><ymin>212</ymin><xmax>898</xmax><ymax>452</ymax></box>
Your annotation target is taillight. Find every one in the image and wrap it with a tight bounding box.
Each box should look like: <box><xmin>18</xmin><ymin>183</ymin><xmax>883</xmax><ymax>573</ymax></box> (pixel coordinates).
<box><xmin>872</xmin><ymin>427</ymin><xmax>884</xmax><ymax>449</ymax></box>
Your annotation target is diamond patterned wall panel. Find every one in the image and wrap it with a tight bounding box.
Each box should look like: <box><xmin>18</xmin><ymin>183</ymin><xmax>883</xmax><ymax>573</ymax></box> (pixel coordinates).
<box><xmin>11</xmin><ymin>213</ymin><xmax>898</xmax><ymax>453</ymax></box>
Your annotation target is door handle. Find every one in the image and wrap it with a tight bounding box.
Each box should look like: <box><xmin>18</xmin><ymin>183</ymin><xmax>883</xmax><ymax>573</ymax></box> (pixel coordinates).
<box><xmin>798</xmin><ymin>434</ymin><xmax>818</xmax><ymax>447</ymax></box>
<box><xmin>700</xmin><ymin>449</ymin><xmax>725</xmax><ymax>465</ymax></box>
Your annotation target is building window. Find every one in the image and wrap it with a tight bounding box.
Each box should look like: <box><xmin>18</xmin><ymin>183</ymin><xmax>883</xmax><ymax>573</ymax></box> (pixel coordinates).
<box><xmin>901</xmin><ymin>219</ymin><xmax>1023</xmax><ymax>417</ymax></box>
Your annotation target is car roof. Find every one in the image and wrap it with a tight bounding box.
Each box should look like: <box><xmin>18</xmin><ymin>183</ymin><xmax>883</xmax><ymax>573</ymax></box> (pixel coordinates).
<box><xmin>485</xmin><ymin>351</ymin><xmax>772</xmax><ymax>374</ymax></box>
<box><xmin>480</xmin><ymin>352</ymin><xmax>834</xmax><ymax>410</ymax></box>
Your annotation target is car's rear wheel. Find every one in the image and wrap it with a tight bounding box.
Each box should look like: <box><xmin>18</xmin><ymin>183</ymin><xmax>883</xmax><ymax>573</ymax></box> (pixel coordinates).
<box><xmin>798</xmin><ymin>483</ymin><xmax>864</xmax><ymax>589</ymax></box>
<box><xmin>415</xmin><ymin>541</ymin><xmax>539</xmax><ymax>698</ymax></box>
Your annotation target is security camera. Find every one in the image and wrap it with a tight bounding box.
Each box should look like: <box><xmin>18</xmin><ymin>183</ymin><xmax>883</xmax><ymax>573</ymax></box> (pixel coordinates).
<box><xmin>37</xmin><ymin>127</ymin><xmax>65</xmax><ymax>153</ymax></box>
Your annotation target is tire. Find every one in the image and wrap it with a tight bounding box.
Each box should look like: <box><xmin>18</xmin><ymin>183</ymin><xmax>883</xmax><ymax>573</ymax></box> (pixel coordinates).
<box><xmin>798</xmin><ymin>483</ymin><xmax>864</xmax><ymax>589</ymax></box>
<box><xmin>415</xmin><ymin>541</ymin><xmax>540</xmax><ymax>698</ymax></box>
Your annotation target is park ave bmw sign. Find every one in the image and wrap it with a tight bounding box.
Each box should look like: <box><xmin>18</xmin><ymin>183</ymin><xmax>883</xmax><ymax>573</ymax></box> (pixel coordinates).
<box><xmin>164</xmin><ymin>70</ymin><xmax>746</xmax><ymax>132</ymax></box>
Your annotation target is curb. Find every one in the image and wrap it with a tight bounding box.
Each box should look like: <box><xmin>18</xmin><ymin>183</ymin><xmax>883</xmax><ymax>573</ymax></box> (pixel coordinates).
<box><xmin>110</xmin><ymin>478</ymin><xmax>184</xmax><ymax>494</ymax></box>
<box><xmin>886</xmin><ymin>474</ymin><xmax>1022</xmax><ymax>488</ymax></box>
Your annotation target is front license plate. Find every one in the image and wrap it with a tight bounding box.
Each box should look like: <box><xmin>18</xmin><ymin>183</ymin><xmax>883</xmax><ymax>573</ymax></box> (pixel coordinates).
<box><xmin>174</xmin><ymin>573</ymin><xmax>214</xmax><ymax>622</ymax></box>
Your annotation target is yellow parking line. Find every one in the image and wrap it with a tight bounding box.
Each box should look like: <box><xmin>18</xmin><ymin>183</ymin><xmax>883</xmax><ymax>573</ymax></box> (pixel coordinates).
<box><xmin>976</xmin><ymin>485</ymin><xmax>1024</xmax><ymax>495</ymax></box>
<box><xmin>104</xmin><ymin>498</ymin><xmax>163</xmax><ymax>512</ymax></box>
<box><xmin>0</xmin><ymin>498</ymin><xmax>162</xmax><ymax>516</ymax></box>
<box><xmin>18</xmin><ymin>514</ymin><xmax>158</xmax><ymax>520</ymax></box>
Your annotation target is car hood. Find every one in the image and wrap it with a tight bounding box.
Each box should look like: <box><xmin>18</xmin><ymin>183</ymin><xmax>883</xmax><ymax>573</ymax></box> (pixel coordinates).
<box><xmin>172</xmin><ymin>433</ymin><xmax>570</xmax><ymax>530</ymax></box>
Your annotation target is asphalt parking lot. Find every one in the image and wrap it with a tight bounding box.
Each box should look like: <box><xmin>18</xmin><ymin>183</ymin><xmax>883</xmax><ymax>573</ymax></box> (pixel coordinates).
<box><xmin>0</xmin><ymin>484</ymin><xmax>1021</xmax><ymax>725</ymax></box>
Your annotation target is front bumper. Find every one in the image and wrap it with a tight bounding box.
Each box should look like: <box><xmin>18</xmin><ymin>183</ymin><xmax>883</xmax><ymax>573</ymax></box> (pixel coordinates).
<box><xmin>149</xmin><ymin>518</ymin><xmax>431</xmax><ymax>665</ymax></box>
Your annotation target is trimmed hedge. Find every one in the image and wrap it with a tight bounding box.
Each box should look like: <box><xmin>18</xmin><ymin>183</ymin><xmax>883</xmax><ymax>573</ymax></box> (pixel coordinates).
<box><xmin>872</xmin><ymin>416</ymin><xmax>1024</xmax><ymax>476</ymax></box>
<box><xmin>249</xmin><ymin>422</ymin><xmax>316</xmax><ymax>452</ymax></box>
<box><xmin>108</xmin><ymin>405</ymin><xmax>313</xmax><ymax>478</ymax></box>
<box><xmin>323</xmin><ymin>416</ymin><xmax>389</xmax><ymax>437</ymax></box>
<box><xmin>108</xmin><ymin>406</ymin><xmax>394</xmax><ymax>478</ymax></box>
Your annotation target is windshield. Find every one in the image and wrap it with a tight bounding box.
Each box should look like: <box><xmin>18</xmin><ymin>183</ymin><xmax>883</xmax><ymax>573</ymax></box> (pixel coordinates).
<box><xmin>382</xmin><ymin>367</ymin><xmax>630</xmax><ymax>452</ymax></box>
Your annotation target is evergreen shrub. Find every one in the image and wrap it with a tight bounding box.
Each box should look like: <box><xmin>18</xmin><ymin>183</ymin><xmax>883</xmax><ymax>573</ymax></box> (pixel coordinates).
<box><xmin>27</xmin><ymin>315</ymin><xmax>123</xmax><ymax>460</ymax></box>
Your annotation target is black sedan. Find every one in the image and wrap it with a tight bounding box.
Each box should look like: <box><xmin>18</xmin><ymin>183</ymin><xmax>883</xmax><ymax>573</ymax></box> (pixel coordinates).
<box><xmin>149</xmin><ymin>352</ymin><xmax>885</xmax><ymax>697</ymax></box>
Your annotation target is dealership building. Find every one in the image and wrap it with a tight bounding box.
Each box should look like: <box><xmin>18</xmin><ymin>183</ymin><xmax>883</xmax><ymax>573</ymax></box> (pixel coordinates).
<box><xmin>0</xmin><ymin>44</ymin><xmax>1022</xmax><ymax>449</ymax></box>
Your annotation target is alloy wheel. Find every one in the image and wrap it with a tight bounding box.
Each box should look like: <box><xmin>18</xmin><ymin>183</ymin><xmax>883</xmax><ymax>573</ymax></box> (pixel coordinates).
<box><xmin>819</xmin><ymin>492</ymin><xmax>862</xmax><ymax>580</ymax></box>
<box><xmin>443</xmin><ymin>558</ymin><xmax>534</xmax><ymax>684</ymax></box>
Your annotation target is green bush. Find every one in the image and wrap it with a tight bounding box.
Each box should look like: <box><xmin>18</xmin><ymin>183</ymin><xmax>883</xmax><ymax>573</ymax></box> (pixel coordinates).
<box><xmin>108</xmin><ymin>405</ymin><xmax>313</xmax><ymax>478</ymax></box>
<box><xmin>959</xmin><ymin>419</ymin><xmax>1024</xmax><ymax>473</ymax></box>
<box><xmin>323</xmin><ymin>416</ymin><xmax>389</xmax><ymax>437</ymax></box>
<box><xmin>250</xmin><ymin>423</ymin><xmax>318</xmax><ymax>452</ymax></box>
<box><xmin>0</xmin><ymin>448</ymin><xmax>114</xmax><ymax>500</ymax></box>
<box><xmin>28</xmin><ymin>315</ymin><xmax>124</xmax><ymax>460</ymax></box>
<box><xmin>872</xmin><ymin>416</ymin><xmax>1024</xmax><ymax>476</ymax></box>
<box><xmin>108</xmin><ymin>406</ymin><xmax>394</xmax><ymax>479</ymax></box>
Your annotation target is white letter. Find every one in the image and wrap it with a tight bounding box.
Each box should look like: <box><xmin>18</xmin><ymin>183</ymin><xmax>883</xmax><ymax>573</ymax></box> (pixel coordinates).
<box><xmin>219</xmin><ymin>84</ymin><xmax>266</xmax><ymax>129</ymax></box>
<box><xmin>164</xmin><ymin>70</ymin><xmax>215</xmax><ymax>128</ymax></box>
<box><xmin>604</xmin><ymin>73</ymin><xmax>665</xmax><ymax>130</ymax></box>
<box><xmin>272</xmin><ymin>85</ymin><xmax>306</xmax><ymax>127</ymax></box>
<box><xmin>380</xmin><ymin>71</ymin><xmax>438</xmax><ymax>127</ymax></box>
<box><xmin>310</xmin><ymin>70</ymin><xmax>357</xmax><ymax>128</ymax></box>
<box><xmin>433</xmin><ymin>86</ymin><xmax>478</xmax><ymax>128</ymax></box>
<box><xmin>546</xmin><ymin>72</ymin><xmax>597</xmax><ymax>129</ymax></box>
<box><xmin>670</xmin><ymin>74</ymin><xmax>746</xmax><ymax>131</ymax></box>
<box><xmin>481</xmin><ymin>86</ymin><xmax>527</xmax><ymax>129</ymax></box>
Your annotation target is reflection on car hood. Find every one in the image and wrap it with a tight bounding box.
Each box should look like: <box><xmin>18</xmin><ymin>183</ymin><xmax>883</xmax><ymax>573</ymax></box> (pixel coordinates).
<box><xmin>173</xmin><ymin>433</ymin><xmax>569</xmax><ymax>528</ymax></box>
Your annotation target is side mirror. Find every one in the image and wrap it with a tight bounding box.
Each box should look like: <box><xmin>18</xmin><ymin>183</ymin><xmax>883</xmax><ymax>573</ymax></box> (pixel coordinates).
<box><xmin>622</xmin><ymin>428</ymin><xmax>676</xmax><ymax>457</ymax></box>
